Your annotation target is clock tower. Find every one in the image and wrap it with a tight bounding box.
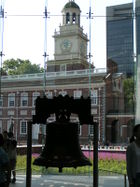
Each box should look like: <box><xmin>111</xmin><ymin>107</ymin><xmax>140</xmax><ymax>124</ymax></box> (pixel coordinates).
<box><xmin>48</xmin><ymin>0</ymin><xmax>89</xmax><ymax>71</ymax></box>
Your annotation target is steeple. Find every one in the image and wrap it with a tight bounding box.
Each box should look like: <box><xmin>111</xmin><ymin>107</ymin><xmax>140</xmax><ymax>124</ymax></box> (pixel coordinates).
<box><xmin>47</xmin><ymin>0</ymin><xmax>88</xmax><ymax>71</ymax></box>
<box><xmin>62</xmin><ymin>0</ymin><xmax>81</xmax><ymax>26</ymax></box>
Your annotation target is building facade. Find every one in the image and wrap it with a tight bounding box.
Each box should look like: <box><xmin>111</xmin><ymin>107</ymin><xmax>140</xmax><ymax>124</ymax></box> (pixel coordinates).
<box><xmin>106</xmin><ymin>1</ymin><xmax>139</xmax><ymax>143</ymax></box>
<box><xmin>106</xmin><ymin>2</ymin><xmax>138</xmax><ymax>76</ymax></box>
<box><xmin>0</xmin><ymin>69</ymin><xmax>106</xmax><ymax>145</ymax></box>
<box><xmin>105</xmin><ymin>59</ymin><xmax>135</xmax><ymax>144</ymax></box>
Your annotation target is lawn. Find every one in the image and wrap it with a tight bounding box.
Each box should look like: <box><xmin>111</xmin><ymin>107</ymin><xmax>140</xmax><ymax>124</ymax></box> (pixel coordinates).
<box><xmin>16</xmin><ymin>154</ymin><xmax>126</xmax><ymax>175</ymax></box>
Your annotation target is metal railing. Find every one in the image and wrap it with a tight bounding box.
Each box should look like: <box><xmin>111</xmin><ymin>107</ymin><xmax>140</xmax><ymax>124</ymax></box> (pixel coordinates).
<box><xmin>1</xmin><ymin>68</ymin><xmax>107</xmax><ymax>81</ymax></box>
<box><xmin>80</xmin><ymin>144</ymin><xmax>127</xmax><ymax>151</ymax></box>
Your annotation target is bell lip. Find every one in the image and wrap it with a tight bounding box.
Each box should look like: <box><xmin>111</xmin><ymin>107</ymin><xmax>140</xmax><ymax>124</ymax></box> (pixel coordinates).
<box><xmin>33</xmin><ymin>156</ymin><xmax>92</xmax><ymax>168</ymax></box>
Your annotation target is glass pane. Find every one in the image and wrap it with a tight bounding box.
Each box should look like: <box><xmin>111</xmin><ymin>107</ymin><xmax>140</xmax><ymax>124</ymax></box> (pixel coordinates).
<box><xmin>1</xmin><ymin>1</ymin><xmax>139</xmax><ymax>185</ymax></box>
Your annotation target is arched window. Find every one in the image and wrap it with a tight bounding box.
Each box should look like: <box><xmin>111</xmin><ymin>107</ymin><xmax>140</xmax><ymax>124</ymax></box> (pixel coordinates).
<box><xmin>78</xmin><ymin>14</ymin><xmax>80</xmax><ymax>25</ymax></box>
<box><xmin>127</xmin><ymin>119</ymin><xmax>134</xmax><ymax>138</ymax></box>
<box><xmin>111</xmin><ymin>120</ymin><xmax>120</xmax><ymax>143</ymax></box>
<box><xmin>66</xmin><ymin>12</ymin><xmax>70</xmax><ymax>24</ymax></box>
<box><xmin>72</xmin><ymin>13</ymin><xmax>76</xmax><ymax>24</ymax></box>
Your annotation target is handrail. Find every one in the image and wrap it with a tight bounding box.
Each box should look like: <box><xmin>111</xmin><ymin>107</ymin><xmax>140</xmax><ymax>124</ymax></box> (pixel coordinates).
<box><xmin>1</xmin><ymin>68</ymin><xmax>106</xmax><ymax>81</ymax></box>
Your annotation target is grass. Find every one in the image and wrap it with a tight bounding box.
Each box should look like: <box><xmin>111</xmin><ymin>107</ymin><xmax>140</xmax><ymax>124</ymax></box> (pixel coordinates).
<box><xmin>99</xmin><ymin>159</ymin><xmax>126</xmax><ymax>175</ymax></box>
<box><xmin>16</xmin><ymin>155</ymin><xmax>126</xmax><ymax>175</ymax></box>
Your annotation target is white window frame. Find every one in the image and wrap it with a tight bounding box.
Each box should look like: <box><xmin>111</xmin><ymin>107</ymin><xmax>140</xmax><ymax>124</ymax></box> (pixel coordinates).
<box><xmin>91</xmin><ymin>90</ymin><xmax>98</xmax><ymax>105</ymax></box>
<box><xmin>20</xmin><ymin>120</ymin><xmax>27</xmax><ymax>134</ymax></box>
<box><xmin>79</xmin><ymin>125</ymin><xmax>82</xmax><ymax>136</ymax></box>
<box><xmin>73</xmin><ymin>90</ymin><xmax>82</xmax><ymax>99</ymax></box>
<box><xmin>46</xmin><ymin>91</ymin><xmax>53</xmax><ymax>99</ymax></box>
<box><xmin>60</xmin><ymin>64</ymin><xmax>66</xmax><ymax>71</ymax></box>
<box><xmin>21</xmin><ymin>93</ymin><xmax>28</xmax><ymax>107</ymax></box>
<box><xmin>120</xmin><ymin>124</ymin><xmax>127</xmax><ymax>137</ymax></box>
<box><xmin>89</xmin><ymin>125</ymin><xmax>93</xmax><ymax>136</ymax></box>
<box><xmin>0</xmin><ymin>120</ymin><xmax>2</xmax><ymax>133</ymax></box>
<box><xmin>59</xmin><ymin>90</ymin><xmax>67</xmax><ymax>96</ymax></box>
<box><xmin>8</xmin><ymin>93</ymin><xmax>15</xmax><ymax>107</ymax></box>
<box><xmin>32</xmin><ymin>92</ymin><xmax>40</xmax><ymax>106</ymax></box>
<box><xmin>0</xmin><ymin>95</ymin><xmax>3</xmax><ymax>107</ymax></box>
<box><xmin>7</xmin><ymin>119</ymin><xmax>14</xmax><ymax>133</ymax></box>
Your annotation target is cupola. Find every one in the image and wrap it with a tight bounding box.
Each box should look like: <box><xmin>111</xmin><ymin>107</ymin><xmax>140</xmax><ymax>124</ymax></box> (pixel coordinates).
<box><xmin>62</xmin><ymin>0</ymin><xmax>81</xmax><ymax>26</ymax></box>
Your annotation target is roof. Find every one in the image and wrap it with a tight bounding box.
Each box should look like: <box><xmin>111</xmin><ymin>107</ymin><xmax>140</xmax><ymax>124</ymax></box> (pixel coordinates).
<box><xmin>64</xmin><ymin>0</ymin><xmax>80</xmax><ymax>10</ymax></box>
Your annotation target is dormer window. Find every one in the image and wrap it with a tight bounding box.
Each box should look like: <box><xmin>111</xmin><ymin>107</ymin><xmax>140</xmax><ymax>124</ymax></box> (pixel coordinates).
<box><xmin>72</xmin><ymin>13</ymin><xmax>76</xmax><ymax>24</ymax></box>
<box><xmin>66</xmin><ymin>12</ymin><xmax>70</xmax><ymax>24</ymax></box>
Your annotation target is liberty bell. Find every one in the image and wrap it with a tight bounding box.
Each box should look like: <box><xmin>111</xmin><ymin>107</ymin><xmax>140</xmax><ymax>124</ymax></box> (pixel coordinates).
<box><xmin>33</xmin><ymin>95</ymin><xmax>93</xmax><ymax>172</ymax></box>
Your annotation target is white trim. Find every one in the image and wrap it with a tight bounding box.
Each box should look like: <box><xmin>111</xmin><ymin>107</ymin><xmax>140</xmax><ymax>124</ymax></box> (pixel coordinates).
<box><xmin>73</xmin><ymin>90</ymin><xmax>82</xmax><ymax>98</ymax></box>
<box><xmin>89</xmin><ymin>125</ymin><xmax>94</xmax><ymax>136</ymax></box>
<box><xmin>7</xmin><ymin>119</ymin><xmax>14</xmax><ymax>133</ymax></box>
<box><xmin>59</xmin><ymin>90</ymin><xmax>67</xmax><ymax>96</ymax></box>
<box><xmin>0</xmin><ymin>95</ymin><xmax>3</xmax><ymax>107</ymax></box>
<box><xmin>2</xmin><ymin>82</ymin><xmax>106</xmax><ymax>92</ymax></box>
<box><xmin>20</xmin><ymin>120</ymin><xmax>27</xmax><ymax>135</ymax></box>
<box><xmin>46</xmin><ymin>91</ymin><xmax>53</xmax><ymax>98</ymax></box>
<box><xmin>79</xmin><ymin>125</ymin><xmax>82</xmax><ymax>136</ymax></box>
<box><xmin>91</xmin><ymin>89</ymin><xmax>98</xmax><ymax>105</ymax></box>
<box><xmin>32</xmin><ymin>92</ymin><xmax>40</xmax><ymax>106</ymax></box>
<box><xmin>106</xmin><ymin>114</ymin><xmax>135</xmax><ymax>118</ymax></box>
<box><xmin>2</xmin><ymin>68</ymin><xmax>106</xmax><ymax>82</ymax></box>
<box><xmin>0</xmin><ymin>120</ymin><xmax>2</xmax><ymax>133</ymax></box>
<box><xmin>20</xmin><ymin>92</ymin><xmax>28</xmax><ymax>107</ymax></box>
<box><xmin>8</xmin><ymin>93</ymin><xmax>15</xmax><ymax>107</ymax></box>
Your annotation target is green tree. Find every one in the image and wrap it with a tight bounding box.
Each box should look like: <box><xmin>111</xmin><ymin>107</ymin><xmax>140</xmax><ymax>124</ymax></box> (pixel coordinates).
<box><xmin>0</xmin><ymin>68</ymin><xmax>7</xmax><ymax>75</ymax></box>
<box><xmin>3</xmin><ymin>58</ymin><xmax>44</xmax><ymax>75</ymax></box>
<box><xmin>123</xmin><ymin>78</ymin><xmax>135</xmax><ymax>112</ymax></box>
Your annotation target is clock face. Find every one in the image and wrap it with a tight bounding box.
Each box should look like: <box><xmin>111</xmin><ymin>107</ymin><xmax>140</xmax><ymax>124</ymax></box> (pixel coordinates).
<box><xmin>61</xmin><ymin>39</ymin><xmax>72</xmax><ymax>51</ymax></box>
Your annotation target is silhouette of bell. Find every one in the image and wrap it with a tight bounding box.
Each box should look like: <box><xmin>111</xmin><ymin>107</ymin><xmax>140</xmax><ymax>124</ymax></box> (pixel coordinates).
<box><xmin>33</xmin><ymin>121</ymin><xmax>92</xmax><ymax>172</ymax></box>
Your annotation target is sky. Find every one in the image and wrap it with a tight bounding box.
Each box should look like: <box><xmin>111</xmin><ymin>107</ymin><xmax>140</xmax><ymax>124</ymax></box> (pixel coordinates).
<box><xmin>1</xmin><ymin>0</ymin><xmax>133</xmax><ymax>69</ymax></box>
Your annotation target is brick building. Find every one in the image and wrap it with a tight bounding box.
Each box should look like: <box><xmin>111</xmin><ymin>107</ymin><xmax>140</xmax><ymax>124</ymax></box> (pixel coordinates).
<box><xmin>105</xmin><ymin>59</ymin><xmax>135</xmax><ymax>144</ymax></box>
<box><xmin>0</xmin><ymin>1</ymin><xmax>107</xmax><ymax>145</ymax></box>
<box><xmin>0</xmin><ymin>68</ymin><xmax>106</xmax><ymax>145</ymax></box>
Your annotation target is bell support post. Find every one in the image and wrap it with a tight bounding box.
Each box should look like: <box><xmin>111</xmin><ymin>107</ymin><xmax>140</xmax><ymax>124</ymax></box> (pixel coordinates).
<box><xmin>26</xmin><ymin>121</ymin><xmax>33</xmax><ymax>187</ymax></box>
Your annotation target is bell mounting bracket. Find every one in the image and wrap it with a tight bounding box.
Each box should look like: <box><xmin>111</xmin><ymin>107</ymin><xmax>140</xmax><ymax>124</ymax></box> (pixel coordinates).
<box><xmin>33</xmin><ymin>95</ymin><xmax>93</xmax><ymax>125</ymax></box>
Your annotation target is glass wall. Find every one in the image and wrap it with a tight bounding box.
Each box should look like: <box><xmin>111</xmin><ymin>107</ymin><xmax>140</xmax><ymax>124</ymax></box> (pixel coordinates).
<box><xmin>1</xmin><ymin>1</ymin><xmax>140</xmax><ymax>186</ymax></box>
<box><xmin>0</xmin><ymin>0</ymin><xmax>138</xmax><ymax>146</ymax></box>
